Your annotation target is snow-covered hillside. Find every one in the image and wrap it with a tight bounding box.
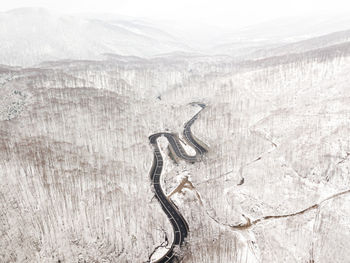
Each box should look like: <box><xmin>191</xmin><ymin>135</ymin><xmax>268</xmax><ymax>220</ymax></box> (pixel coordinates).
<box><xmin>1</xmin><ymin>9</ymin><xmax>350</xmax><ymax>263</ymax></box>
<box><xmin>0</xmin><ymin>8</ymin><xmax>191</xmax><ymax>66</ymax></box>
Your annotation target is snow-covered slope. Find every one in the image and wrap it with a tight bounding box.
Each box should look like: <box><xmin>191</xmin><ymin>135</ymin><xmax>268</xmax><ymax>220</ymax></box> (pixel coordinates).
<box><xmin>209</xmin><ymin>15</ymin><xmax>350</xmax><ymax>58</ymax></box>
<box><xmin>2</xmin><ymin>10</ymin><xmax>350</xmax><ymax>263</ymax></box>
<box><xmin>248</xmin><ymin>28</ymin><xmax>350</xmax><ymax>59</ymax></box>
<box><xmin>0</xmin><ymin>8</ymin><xmax>191</xmax><ymax>66</ymax></box>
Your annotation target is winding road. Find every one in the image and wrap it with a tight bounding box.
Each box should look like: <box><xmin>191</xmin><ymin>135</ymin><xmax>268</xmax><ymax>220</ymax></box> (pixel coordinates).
<box><xmin>148</xmin><ymin>104</ymin><xmax>208</xmax><ymax>263</ymax></box>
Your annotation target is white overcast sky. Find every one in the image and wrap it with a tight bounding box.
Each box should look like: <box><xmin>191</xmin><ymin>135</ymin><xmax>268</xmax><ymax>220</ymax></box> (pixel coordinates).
<box><xmin>1</xmin><ymin>0</ymin><xmax>350</xmax><ymax>28</ymax></box>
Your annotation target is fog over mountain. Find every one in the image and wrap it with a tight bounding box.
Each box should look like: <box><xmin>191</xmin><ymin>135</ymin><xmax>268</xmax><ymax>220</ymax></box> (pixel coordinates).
<box><xmin>2</xmin><ymin>8</ymin><xmax>350</xmax><ymax>66</ymax></box>
<box><xmin>1</xmin><ymin>6</ymin><xmax>350</xmax><ymax>263</ymax></box>
<box><xmin>0</xmin><ymin>8</ymin><xmax>192</xmax><ymax>66</ymax></box>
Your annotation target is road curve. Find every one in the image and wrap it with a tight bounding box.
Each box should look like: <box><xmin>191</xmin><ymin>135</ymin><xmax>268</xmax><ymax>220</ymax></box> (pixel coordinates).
<box><xmin>148</xmin><ymin>104</ymin><xmax>208</xmax><ymax>263</ymax></box>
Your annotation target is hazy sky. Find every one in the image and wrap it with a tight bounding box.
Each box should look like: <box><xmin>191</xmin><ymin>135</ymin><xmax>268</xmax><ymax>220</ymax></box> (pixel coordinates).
<box><xmin>1</xmin><ymin>0</ymin><xmax>350</xmax><ymax>28</ymax></box>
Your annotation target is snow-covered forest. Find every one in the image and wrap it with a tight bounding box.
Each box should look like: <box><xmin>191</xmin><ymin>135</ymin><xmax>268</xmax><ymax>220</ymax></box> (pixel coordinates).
<box><xmin>1</xmin><ymin>7</ymin><xmax>350</xmax><ymax>263</ymax></box>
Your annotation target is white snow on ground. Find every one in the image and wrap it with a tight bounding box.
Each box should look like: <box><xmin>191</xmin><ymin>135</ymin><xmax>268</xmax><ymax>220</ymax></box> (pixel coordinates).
<box><xmin>178</xmin><ymin>133</ymin><xmax>197</xmax><ymax>156</ymax></box>
<box><xmin>2</xmin><ymin>13</ymin><xmax>350</xmax><ymax>262</ymax></box>
<box><xmin>150</xmin><ymin>246</ymin><xmax>171</xmax><ymax>262</ymax></box>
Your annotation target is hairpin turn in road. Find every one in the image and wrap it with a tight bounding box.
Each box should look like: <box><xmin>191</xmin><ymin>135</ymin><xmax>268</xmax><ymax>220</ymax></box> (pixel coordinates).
<box><xmin>148</xmin><ymin>104</ymin><xmax>208</xmax><ymax>263</ymax></box>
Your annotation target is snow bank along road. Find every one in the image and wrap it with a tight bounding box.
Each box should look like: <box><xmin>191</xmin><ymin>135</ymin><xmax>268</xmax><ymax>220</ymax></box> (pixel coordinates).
<box><xmin>148</xmin><ymin>103</ymin><xmax>208</xmax><ymax>263</ymax></box>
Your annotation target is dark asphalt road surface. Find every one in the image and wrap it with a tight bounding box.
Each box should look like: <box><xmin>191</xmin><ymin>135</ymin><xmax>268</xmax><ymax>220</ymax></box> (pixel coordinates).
<box><xmin>148</xmin><ymin>104</ymin><xmax>207</xmax><ymax>263</ymax></box>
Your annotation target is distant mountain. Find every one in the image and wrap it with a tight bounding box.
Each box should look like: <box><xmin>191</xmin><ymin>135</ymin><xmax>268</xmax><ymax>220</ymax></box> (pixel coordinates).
<box><xmin>0</xmin><ymin>8</ymin><xmax>192</xmax><ymax>66</ymax></box>
<box><xmin>209</xmin><ymin>15</ymin><xmax>350</xmax><ymax>57</ymax></box>
<box><xmin>2</xmin><ymin>8</ymin><xmax>350</xmax><ymax>66</ymax></box>
<box><xmin>219</xmin><ymin>15</ymin><xmax>350</xmax><ymax>43</ymax></box>
<box><xmin>247</xmin><ymin>28</ymin><xmax>350</xmax><ymax>59</ymax></box>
